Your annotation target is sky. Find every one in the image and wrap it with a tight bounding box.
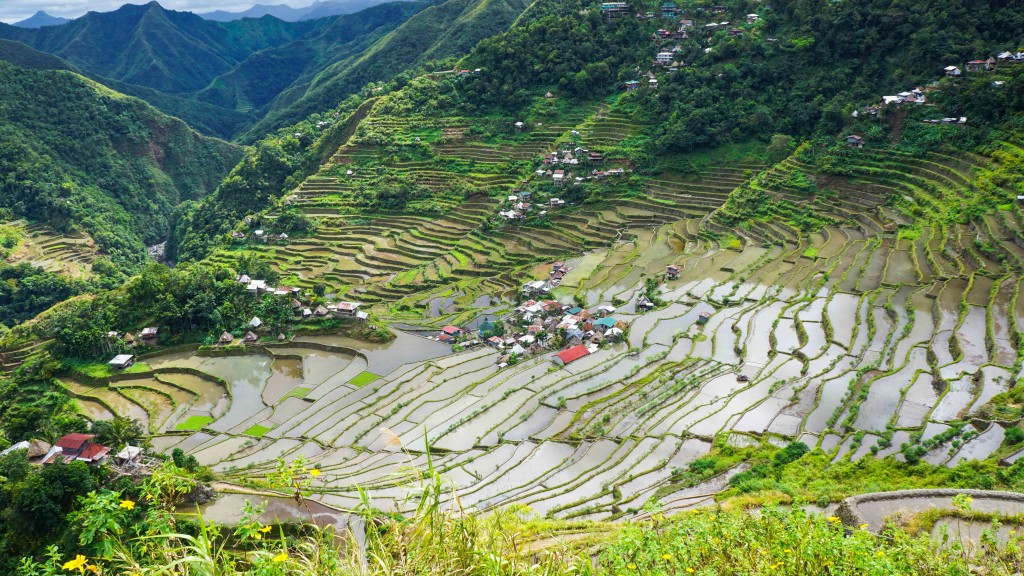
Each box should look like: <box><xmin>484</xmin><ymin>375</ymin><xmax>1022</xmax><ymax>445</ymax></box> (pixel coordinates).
<box><xmin>0</xmin><ymin>1</ymin><xmax>312</xmax><ymax>23</ymax></box>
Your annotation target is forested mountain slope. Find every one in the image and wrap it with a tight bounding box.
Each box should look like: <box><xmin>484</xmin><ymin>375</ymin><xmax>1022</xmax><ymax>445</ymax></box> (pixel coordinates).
<box><xmin>239</xmin><ymin>0</ymin><xmax>535</xmax><ymax>139</ymax></box>
<box><xmin>0</xmin><ymin>2</ymin><xmax>325</xmax><ymax>94</ymax></box>
<box><xmin>0</xmin><ymin>61</ymin><xmax>242</xmax><ymax>268</ymax></box>
<box><xmin>194</xmin><ymin>0</ymin><xmax>433</xmax><ymax>117</ymax></box>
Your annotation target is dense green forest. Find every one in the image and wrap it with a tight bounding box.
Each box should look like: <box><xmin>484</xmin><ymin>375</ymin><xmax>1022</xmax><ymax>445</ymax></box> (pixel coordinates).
<box><xmin>0</xmin><ymin>0</ymin><xmax>527</xmax><ymax>141</ymax></box>
<box><xmin>239</xmin><ymin>0</ymin><xmax>535</xmax><ymax>140</ymax></box>
<box><xmin>0</xmin><ymin>2</ymin><xmax>325</xmax><ymax>94</ymax></box>
<box><xmin>451</xmin><ymin>0</ymin><xmax>1024</xmax><ymax>152</ymax></box>
<box><xmin>0</xmin><ymin>61</ymin><xmax>241</xmax><ymax>267</ymax></box>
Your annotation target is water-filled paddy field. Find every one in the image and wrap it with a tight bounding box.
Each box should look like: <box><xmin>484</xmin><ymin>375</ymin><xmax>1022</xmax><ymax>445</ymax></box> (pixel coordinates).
<box><xmin>76</xmin><ymin>211</ymin><xmax>1024</xmax><ymax>521</ymax></box>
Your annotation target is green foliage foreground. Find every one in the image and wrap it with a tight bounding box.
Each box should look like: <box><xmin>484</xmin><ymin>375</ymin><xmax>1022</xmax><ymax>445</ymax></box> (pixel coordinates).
<box><xmin>15</xmin><ymin>455</ymin><xmax>1024</xmax><ymax>576</ymax></box>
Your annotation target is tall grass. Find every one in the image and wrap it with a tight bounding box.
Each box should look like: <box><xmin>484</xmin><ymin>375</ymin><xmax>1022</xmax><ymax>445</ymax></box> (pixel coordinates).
<box><xmin>17</xmin><ymin>435</ymin><xmax>1024</xmax><ymax>575</ymax></box>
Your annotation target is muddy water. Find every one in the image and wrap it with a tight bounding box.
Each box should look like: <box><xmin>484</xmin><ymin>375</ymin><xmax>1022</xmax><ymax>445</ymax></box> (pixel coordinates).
<box><xmin>76</xmin><ymin>399</ymin><xmax>115</xmax><ymax>421</ymax></box>
<box><xmin>160</xmin><ymin>373</ymin><xmax>227</xmax><ymax>412</ymax></box>
<box><xmin>295</xmin><ymin>331</ymin><xmax>449</xmax><ymax>375</ymax></box>
<box><xmin>193</xmin><ymin>493</ymin><xmax>348</xmax><ymax>528</ymax></box>
<box><xmin>61</xmin><ymin>378</ymin><xmax>149</xmax><ymax>427</ymax></box>
<box><xmin>150</xmin><ymin>355</ymin><xmax>273</xmax><ymax>432</ymax></box>
<box><xmin>948</xmin><ymin>424</ymin><xmax>1005</xmax><ymax>466</ymax></box>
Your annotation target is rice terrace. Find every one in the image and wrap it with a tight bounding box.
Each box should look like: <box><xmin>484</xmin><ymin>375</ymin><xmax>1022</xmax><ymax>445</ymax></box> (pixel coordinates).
<box><xmin>5</xmin><ymin>0</ymin><xmax>1024</xmax><ymax>571</ymax></box>
<box><xmin>37</xmin><ymin>77</ymin><xmax>1024</xmax><ymax>525</ymax></box>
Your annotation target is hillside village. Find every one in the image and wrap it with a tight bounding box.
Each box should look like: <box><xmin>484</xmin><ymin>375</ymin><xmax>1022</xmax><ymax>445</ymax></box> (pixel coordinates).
<box><xmin>2</xmin><ymin>0</ymin><xmax>1024</xmax><ymax>570</ymax></box>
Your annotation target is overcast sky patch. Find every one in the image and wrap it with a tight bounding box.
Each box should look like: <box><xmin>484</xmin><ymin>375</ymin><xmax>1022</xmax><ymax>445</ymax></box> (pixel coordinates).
<box><xmin>0</xmin><ymin>1</ymin><xmax>311</xmax><ymax>23</ymax></box>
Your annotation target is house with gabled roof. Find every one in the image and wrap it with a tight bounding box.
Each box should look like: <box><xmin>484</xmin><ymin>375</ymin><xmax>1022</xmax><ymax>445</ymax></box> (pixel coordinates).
<box><xmin>552</xmin><ymin>344</ymin><xmax>590</xmax><ymax>366</ymax></box>
<box><xmin>44</xmin><ymin>434</ymin><xmax>110</xmax><ymax>466</ymax></box>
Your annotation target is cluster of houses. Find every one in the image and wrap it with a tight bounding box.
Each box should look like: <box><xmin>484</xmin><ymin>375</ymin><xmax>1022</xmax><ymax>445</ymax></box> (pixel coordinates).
<box><xmin>231</xmin><ymin>229</ymin><xmax>289</xmax><ymax>243</ymax></box>
<box><xmin>502</xmin><ymin>143</ymin><xmax>624</xmax><ymax>189</ymax></box>
<box><xmin>105</xmin><ymin>326</ymin><xmax>160</xmax><ymax>353</ymax></box>
<box><xmin>499</xmin><ymin>190</ymin><xmax>546</xmax><ymax>220</ymax></box>
<box><xmin>0</xmin><ymin>433</ymin><xmax>146</xmax><ymax>469</ymax></box>
<box><xmin>945</xmin><ymin>52</ymin><xmax>1024</xmax><ymax>78</ymax></box>
<box><xmin>521</xmin><ymin>261</ymin><xmax>571</xmax><ymax>295</ymax></box>
<box><xmin>447</xmin><ymin>295</ymin><xmax>626</xmax><ymax>366</ymax></box>
<box><xmin>104</xmin><ymin>277</ymin><xmax>366</xmax><ymax>368</ymax></box>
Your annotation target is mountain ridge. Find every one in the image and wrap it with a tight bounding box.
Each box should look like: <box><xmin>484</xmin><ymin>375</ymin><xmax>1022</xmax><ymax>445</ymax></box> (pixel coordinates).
<box><xmin>11</xmin><ymin>11</ymin><xmax>70</xmax><ymax>29</ymax></box>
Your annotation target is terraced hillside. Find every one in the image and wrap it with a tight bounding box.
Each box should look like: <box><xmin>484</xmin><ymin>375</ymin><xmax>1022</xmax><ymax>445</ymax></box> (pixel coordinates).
<box><xmin>218</xmin><ymin>90</ymin><xmax>762</xmax><ymax>316</ymax></box>
<box><xmin>4</xmin><ymin>221</ymin><xmax>99</xmax><ymax>278</ymax></box>
<box><xmin>69</xmin><ymin>133</ymin><xmax>1024</xmax><ymax>520</ymax></box>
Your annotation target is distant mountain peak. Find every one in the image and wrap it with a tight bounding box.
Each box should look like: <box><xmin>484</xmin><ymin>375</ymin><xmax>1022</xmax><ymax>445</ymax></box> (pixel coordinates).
<box><xmin>12</xmin><ymin>10</ymin><xmax>71</xmax><ymax>29</ymax></box>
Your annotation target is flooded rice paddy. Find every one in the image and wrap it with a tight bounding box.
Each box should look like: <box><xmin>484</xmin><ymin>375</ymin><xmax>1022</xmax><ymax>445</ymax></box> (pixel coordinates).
<box><xmin>78</xmin><ymin>219</ymin><xmax>1024</xmax><ymax>520</ymax></box>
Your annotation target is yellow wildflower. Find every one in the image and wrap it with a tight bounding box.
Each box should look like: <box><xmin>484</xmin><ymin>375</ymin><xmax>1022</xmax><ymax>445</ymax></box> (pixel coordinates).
<box><xmin>85</xmin><ymin>566</ymin><xmax>99</xmax><ymax>575</ymax></box>
<box><xmin>273</xmin><ymin>552</ymin><xmax>289</xmax><ymax>563</ymax></box>
<box><xmin>627</xmin><ymin>564</ymin><xmax>637</xmax><ymax>570</ymax></box>
<box><xmin>859</xmin><ymin>523</ymin><xmax>869</xmax><ymax>530</ymax></box>
<box><xmin>662</xmin><ymin>554</ymin><xmax>672</xmax><ymax>561</ymax></box>
<box><xmin>119</xmin><ymin>500</ymin><xmax>135</xmax><ymax>510</ymax></box>
<box><xmin>827</xmin><ymin>516</ymin><xmax>840</xmax><ymax>523</ymax></box>
<box><xmin>686</xmin><ymin>568</ymin><xmax>695</xmax><ymax>574</ymax></box>
<box><xmin>876</xmin><ymin>551</ymin><xmax>884</xmax><ymax>557</ymax></box>
<box><xmin>309</xmin><ymin>468</ymin><xmax>321</xmax><ymax>477</ymax></box>
<box><xmin>259</xmin><ymin>525</ymin><xmax>273</xmax><ymax>533</ymax></box>
<box><xmin>62</xmin><ymin>555</ymin><xmax>87</xmax><ymax>573</ymax></box>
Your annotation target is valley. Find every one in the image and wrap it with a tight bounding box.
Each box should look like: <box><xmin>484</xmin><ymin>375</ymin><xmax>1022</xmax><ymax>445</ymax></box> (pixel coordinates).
<box><xmin>2</xmin><ymin>0</ymin><xmax>1024</xmax><ymax>572</ymax></box>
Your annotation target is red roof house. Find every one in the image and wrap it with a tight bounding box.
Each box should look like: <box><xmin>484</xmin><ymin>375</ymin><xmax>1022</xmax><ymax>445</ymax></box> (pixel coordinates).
<box><xmin>46</xmin><ymin>433</ymin><xmax>110</xmax><ymax>465</ymax></box>
<box><xmin>553</xmin><ymin>345</ymin><xmax>590</xmax><ymax>366</ymax></box>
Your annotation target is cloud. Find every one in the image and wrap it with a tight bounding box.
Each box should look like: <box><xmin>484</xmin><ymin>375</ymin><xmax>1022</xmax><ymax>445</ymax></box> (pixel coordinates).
<box><xmin>0</xmin><ymin>1</ymin><xmax>311</xmax><ymax>23</ymax></box>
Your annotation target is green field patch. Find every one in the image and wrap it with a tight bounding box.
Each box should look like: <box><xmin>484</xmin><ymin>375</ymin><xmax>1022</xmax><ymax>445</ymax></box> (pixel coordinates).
<box><xmin>72</xmin><ymin>360</ymin><xmax>152</xmax><ymax>379</ymax></box>
<box><xmin>348</xmin><ymin>371</ymin><xmax>380</xmax><ymax>387</ymax></box>
<box><xmin>282</xmin><ymin>387</ymin><xmax>312</xmax><ymax>400</ymax></box>
<box><xmin>175</xmin><ymin>415</ymin><xmax>214</xmax><ymax>431</ymax></box>
<box><xmin>243</xmin><ymin>424</ymin><xmax>273</xmax><ymax>437</ymax></box>
<box><xmin>802</xmin><ymin>247</ymin><xmax>819</xmax><ymax>258</ymax></box>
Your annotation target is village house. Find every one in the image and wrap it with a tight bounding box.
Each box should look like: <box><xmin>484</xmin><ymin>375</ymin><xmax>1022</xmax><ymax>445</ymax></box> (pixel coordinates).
<box><xmin>600</xmin><ymin>1</ymin><xmax>629</xmax><ymax>18</ymax></box>
<box><xmin>514</xmin><ymin>121</ymin><xmax>525</xmax><ymax>132</ymax></box>
<box><xmin>624</xmin><ymin>80</ymin><xmax>639</xmax><ymax>92</ymax></box>
<box><xmin>655</xmin><ymin>51</ymin><xmax>673</xmax><ymax>65</ymax></box>
<box><xmin>648</xmin><ymin>78</ymin><xmax>658</xmax><ymax>89</ymax></box>
<box><xmin>550</xmin><ymin>197</ymin><xmax>566</xmax><ymax>207</ymax></box>
<box><xmin>552</xmin><ymin>169</ymin><xmax>566</xmax><ymax>186</ymax></box>
<box><xmin>108</xmin><ymin>354</ymin><xmax>135</xmax><ymax>370</ymax></box>
<box><xmin>140</xmin><ymin>326</ymin><xmax>159</xmax><ymax>342</ymax></box>
<box><xmin>114</xmin><ymin>445</ymin><xmax>144</xmax><ymax>468</ymax></box>
<box><xmin>660</xmin><ymin>2</ymin><xmax>680</xmax><ymax>17</ymax></box>
<box><xmin>44</xmin><ymin>434</ymin><xmax>110</xmax><ymax>466</ymax></box>
<box><xmin>667</xmin><ymin>264</ymin><xmax>681</xmax><ymax>279</ymax></box>
<box><xmin>249</xmin><ymin>316</ymin><xmax>263</xmax><ymax>329</ymax></box>
<box><xmin>314</xmin><ymin>304</ymin><xmax>330</xmax><ymax>317</ymax></box>
<box><xmin>728</xmin><ymin>27</ymin><xmax>743</xmax><ymax>36</ymax></box>
<box><xmin>440</xmin><ymin>326</ymin><xmax>463</xmax><ymax>342</ymax></box>
<box><xmin>333</xmin><ymin>301</ymin><xmax>362</xmax><ymax>317</ymax></box>
<box><xmin>965</xmin><ymin>58</ymin><xmax>996</xmax><ymax>72</ymax></box>
<box><xmin>845</xmin><ymin>134</ymin><xmax>865</xmax><ymax>148</ymax></box>
<box><xmin>219</xmin><ymin>331</ymin><xmax>234</xmax><ymax>345</ymax></box>
<box><xmin>553</xmin><ymin>344</ymin><xmax>590</xmax><ymax>366</ymax></box>
<box><xmin>944</xmin><ymin>65</ymin><xmax>962</xmax><ymax>77</ymax></box>
<box><xmin>745</xmin><ymin>13</ymin><xmax>759</xmax><ymax>22</ymax></box>
<box><xmin>522</xmin><ymin>279</ymin><xmax>551</xmax><ymax>296</ymax></box>
<box><xmin>244</xmin><ymin>331</ymin><xmax>259</xmax><ymax>343</ymax></box>
<box><xmin>697</xmin><ymin>311</ymin><xmax>712</xmax><ymax>325</ymax></box>
<box><xmin>678</xmin><ymin>19</ymin><xmax>694</xmax><ymax>30</ymax></box>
